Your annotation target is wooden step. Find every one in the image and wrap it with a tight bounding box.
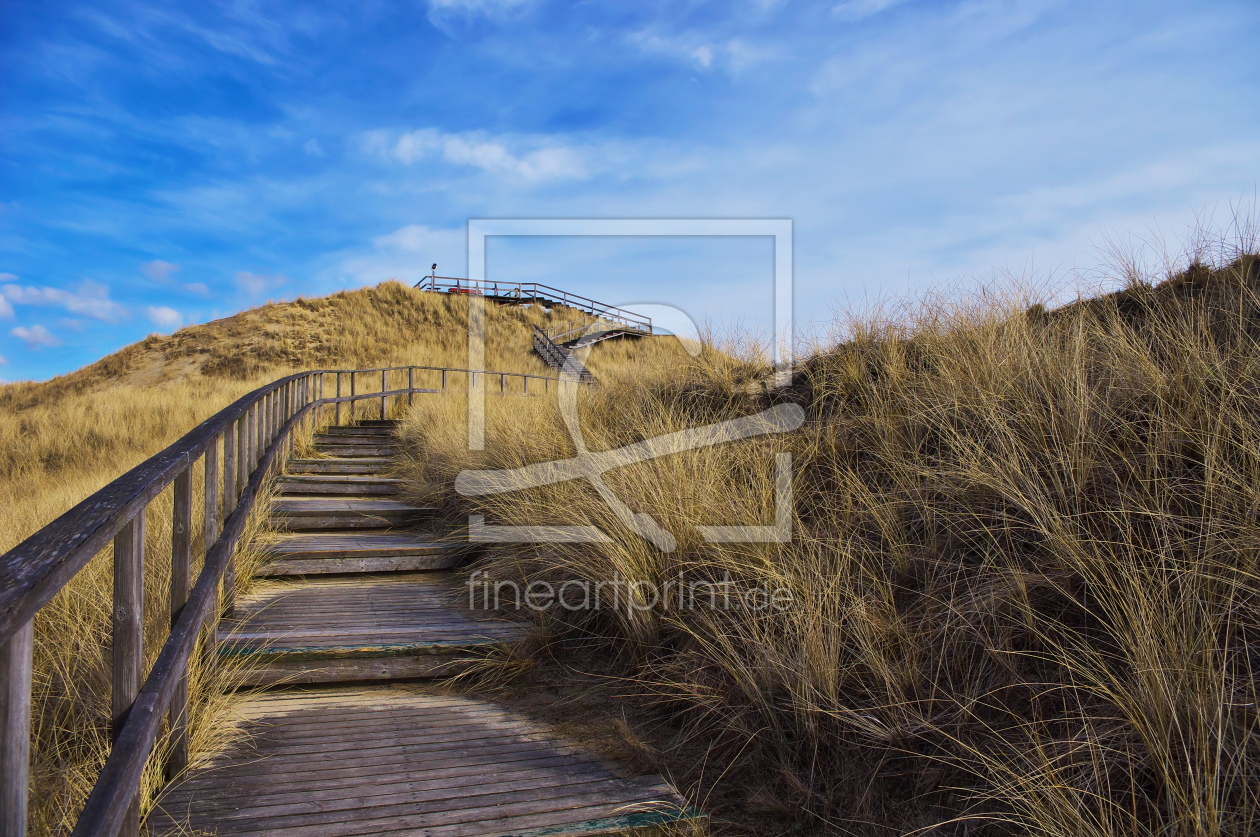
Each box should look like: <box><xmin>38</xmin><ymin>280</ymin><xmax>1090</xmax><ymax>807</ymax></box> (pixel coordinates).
<box><xmin>259</xmin><ymin>533</ymin><xmax>461</xmax><ymax>576</ymax></box>
<box><xmin>271</xmin><ymin>498</ymin><xmax>434</xmax><ymax>530</ymax></box>
<box><xmin>312</xmin><ymin>443</ymin><xmax>398</xmax><ymax>458</ymax></box>
<box><xmin>277</xmin><ymin>475</ymin><xmax>400</xmax><ymax>496</ymax></box>
<box><xmin>216</xmin><ymin>575</ymin><xmax>525</xmax><ymax>686</ymax></box>
<box><xmin>149</xmin><ymin>688</ymin><xmax>699</xmax><ymax>836</ymax></box>
<box><xmin>314</xmin><ymin>433</ymin><xmax>395</xmax><ymax>444</ymax></box>
<box><xmin>322</xmin><ymin>426</ymin><xmax>396</xmax><ymax>437</ymax></box>
<box><xmin>287</xmin><ymin>458</ymin><xmax>393</xmax><ymax>475</ymax></box>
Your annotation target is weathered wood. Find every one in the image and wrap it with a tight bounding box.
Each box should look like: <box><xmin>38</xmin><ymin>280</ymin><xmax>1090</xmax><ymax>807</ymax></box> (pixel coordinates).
<box><xmin>222</xmin><ymin>420</ymin><xmax>238</xmax><ymax>618</ymax></box>
<box><xmin>202</xmin><ymin>437</ymin><xmax>221</xmax><ymax>670</ymax></box>
<box><xmin>310</xmin><ymin>444</ymin><xmax>397</xmax><ymax>458</ymax></box>
<box><xmin>0</xmin><ymin>619</ymin><xmax>32</xmax><ymax>837</ymax></box>
<box><xmin>0</xmin><ymin>370</ymin><xmax>320</xmax><ymax>644</ymax></box>
<box><xmin>285</xmin><ymin>458</ymin><xmax>393</xmax><ymax>475</ymax></box>
<box><xmin>71</xmin><ymin>407</ymin><xmax>296</xmax><ymax>837</ymax></box>
<box><xmin>167</xmin><ymin>467</ymin><xmax>192</xmax><ymax>779</ymax></box>
<box><xmin>276</xmin><ymin>476</ymin><xmax>400</xmax><ymax>496</ymax></box>
<box><xmin>380</xmin><ymin>369</ymin><xmax>387</xmax><ymax>420</ymax></box>
<box><xmin>111</xmin><ymin>513</ymin><xmax>144</xmax><ymax>836</ymax></box>
<box><xmin>334</xmin><ymin>373</ymin><xmax>341</xmax><ymax>425</ymax></box>
<box><xmin>148</xmin><ymin>690</ymin><xmax>693</xmax><ymax>837</ymax></box>
<box><xmin>408</xmin><ymin>367</ymin><xmax>414</xmax><ymax>406</ymax></box>
<box><xmin>270</xmin><ymin>498</ymin><xmax>434</xmax><ymax>531</ymax></box>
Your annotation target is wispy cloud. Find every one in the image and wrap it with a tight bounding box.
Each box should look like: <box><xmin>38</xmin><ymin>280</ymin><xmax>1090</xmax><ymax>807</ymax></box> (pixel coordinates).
<box><xmin>832</xmin><ymin>0</ymin><xmax>914</xmax><ymax>22</ymax></box>
<box><xmin>233</xmin><ymin>271</ymin><xmax>287</xmax><ymax>296</ymax></box>
<box><xmin>628</xmin><ymin>31</ymin><xmax>774</xmax><ymax>73</ymax></box>
<box><xmin>1</xmin><ymin>279</ymin><xmax>126</xmax><ymax>322</ymax></box>
<box><xmin>141</xmin><ymin>259</ymin><xmax>181</xmax><ymax>282</ymax></box>
<box><xmin>11</xmin><ymin>325</ymin><xmax>60</xmax><ymax>349</ymax></box>
<box><xmin>0</xmin><ymin>277</ymin><xmax>13</xmax><ymax>320</ymax></box>
<box><xmin>184</xmin><ymin>282</ymin><xmax>210</xmax><ymax>295</ymax></box>
<box><xmin>380</xmin><ymin>129</ymin><xmax>588</xmax><ymax>182</ymax></box>
<box><xmin>303</xmin><ymin>139</ymin><xmax>325</xmax><ymax>157</ymax></box>
<box><xmin>145</xmin><ymin>305</ymin><xmax>183</xmax><ymax>330</ymax></box>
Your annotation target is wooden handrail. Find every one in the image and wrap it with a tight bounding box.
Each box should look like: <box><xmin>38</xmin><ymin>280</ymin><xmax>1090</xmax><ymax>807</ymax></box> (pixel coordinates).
<box><xmin>0</xmin><ymin>363</ymin><xmax>587</xmax><ymax>837</ymax></box>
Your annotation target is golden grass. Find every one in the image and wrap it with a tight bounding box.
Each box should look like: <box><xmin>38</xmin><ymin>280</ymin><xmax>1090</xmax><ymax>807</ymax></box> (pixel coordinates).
<box><xmin>396</xmin><ymin>247</ymin><xmax>1260</xmax><ymax>835</ymax></box>
<box><xmin>1</xmin><ymin>281</ymin><xmax>578</xmax><ymax>834</ymax></box>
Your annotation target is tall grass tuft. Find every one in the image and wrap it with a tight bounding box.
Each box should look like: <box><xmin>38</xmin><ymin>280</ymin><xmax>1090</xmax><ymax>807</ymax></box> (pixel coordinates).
<box><xmin>397</xmin><ymin>241</ymin><xmax>1260</xmax><ymax>835</ymax></box>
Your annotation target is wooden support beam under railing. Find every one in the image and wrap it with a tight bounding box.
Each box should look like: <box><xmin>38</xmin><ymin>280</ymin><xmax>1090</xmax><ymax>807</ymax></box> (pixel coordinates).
<box><xmin>1</xmin><ymin>620</ymin><xmax>33</xmax><ymax>837</ymax></box>
<box><xmin>111</xmin><ymin>512</ymin><xmax>144</xmax><ymax>836</ymax></box>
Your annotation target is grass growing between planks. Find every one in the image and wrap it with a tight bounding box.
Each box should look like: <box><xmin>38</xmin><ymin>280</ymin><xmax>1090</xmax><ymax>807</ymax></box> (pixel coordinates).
<box><xmin>396</xmin><ymin>238</ymin><xmax>1260</xmax><ymax>836</ymax></box>
<box><xmin>1</xmin><ymin>281</ymin><xmax>577</xmax><ymax>833</ymax></box>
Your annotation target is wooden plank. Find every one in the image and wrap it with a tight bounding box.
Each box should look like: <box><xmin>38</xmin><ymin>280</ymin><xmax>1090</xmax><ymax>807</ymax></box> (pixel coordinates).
<box><xmin>272</xmin><ymin>499</ymin><xmax>428</xmax><ymax>514</ymax></box>
<box><xmin>149</xmin><ymin>691</ymin><xmax>692</xmax><ymax>837</ymax></box>
<box><xmin>258</xmin><ymin>555</ymin><xmax>460</xmax><ymax>575</ymax></box>
<box><xmin>167</xmin><ymin>467</ymin><xmax>192</xmax><ymax>779</ymax></box>
<box><xmin>285</xmin><ymin>459</ymin><xmax>393</xmax><ymax>475</ymax></box>
<box><xmin>111</xmin><ymin>514</ymin><xmax>143</xmax><ymax>836</ymax></box>
<box><xmin>310</xmin><ymin>444</ymin><xmax>397</xmax><ymax>458</ymax></box>
<box><xmin>0</xmin><ymin>619</ymin><xmax>32</xmax><ymax>837</ymax></box>
<box><xmin>264</xmin><ymin>534</ymin><xmax>455</xmax><ymax>559</ymax></box>
<box><xmin>276</xmin><ymin>476</ymin><xmax>400</xmax><ymax>496</ymax></box>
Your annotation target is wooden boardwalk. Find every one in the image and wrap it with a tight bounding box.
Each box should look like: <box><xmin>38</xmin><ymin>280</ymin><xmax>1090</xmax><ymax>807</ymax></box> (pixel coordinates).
<box><xmin>152</xmin><ymin>420</ymin><xmax>695</xmax><ymax>835</ymax></box>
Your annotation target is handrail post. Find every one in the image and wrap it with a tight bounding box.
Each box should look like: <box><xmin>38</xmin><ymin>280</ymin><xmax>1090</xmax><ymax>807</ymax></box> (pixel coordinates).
<box><xmin>408</xmin><ymin>368</ymin><xmax>414</xmax><ymax>407</ymax></box>
<box><xmin>202</xmin><ymin>437</ymin><xmax>221</xmax><ymax>668</ymax></box>
<box><xmin>236</xmin><ymin>413</ymin><xmax>248</xmax><ymax>502</ymax></box>
<box><xmin>523</xmin><ymin>375</ymin><xmax>528</xmax><ymax>395</ymax></box>
<box><xmin>441</xmin><ymin>369</ymin><xmax>446</xmax><ymax>391</ymax></box>
<box><xmin>1</xmin><ymin>618</ymin><xmax>33</xmax><ymax>837</ymax></box>
<box><xmin>350</xmin><ymin>373</ymin><xmax>356</xmax><ymax>422</ymax></box>
<box><xmin>500</xmin><ymin>373</ymin><xmax>505</xmax><ymax>394</ymax></box>
<box><xmin>380</xmin><ymin>370</ymin><xmax>386</xmax><ymax>421</ymax></box>
<box><xmin>112</xmin><ymin>512</ymin><xmax>144</xmax><ymax>837</ymax></box>
<box><xmin>222</xmin><ymin>419</ymin><xmax>239</xmax><ymax>619</ymax></box>
<box><xmin>167</xmin><ymin>466</ymin><xmax>192</xmax><ymax>779</ymax></box>
<box><xmin>335</xmin><ymin>373</ymin><xmax>342</xmax><ymax>425</ymax></box>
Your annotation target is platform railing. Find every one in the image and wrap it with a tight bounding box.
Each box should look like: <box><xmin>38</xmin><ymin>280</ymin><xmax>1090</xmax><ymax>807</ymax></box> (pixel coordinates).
<box><xmin>0</xmin><ymin>364</ymin><xmax>584</xmax><ymax>837</ymax></box>
<box><xmin>415</xmin><ymin>276</ymin><xmax>652</xmax><ymax>336</ymax></box>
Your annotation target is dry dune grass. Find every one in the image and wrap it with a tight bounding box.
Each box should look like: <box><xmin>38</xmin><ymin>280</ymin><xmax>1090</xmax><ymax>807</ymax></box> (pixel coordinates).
<box><xmin>0</xmin><ymin>281</ymin><xmax>576</xmax><ymax>833</ymax></box>
<box><xmin>397</xmin><ymin>242</ymin><xmax>1260</xmax><ymax>836</ymax></box>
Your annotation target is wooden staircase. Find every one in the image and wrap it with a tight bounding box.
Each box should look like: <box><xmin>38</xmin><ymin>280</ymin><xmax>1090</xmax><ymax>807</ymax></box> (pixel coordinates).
<box><xmin>150</xmin><ymin>418</ymin><xmax>696</xmax><ymax>836</ymax></box>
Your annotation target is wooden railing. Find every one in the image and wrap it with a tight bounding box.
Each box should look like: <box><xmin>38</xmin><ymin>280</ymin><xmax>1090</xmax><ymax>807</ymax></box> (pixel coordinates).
<box><xmin>532</xmin><ymin>327</ymin><xmax>597</xmax><ymax>384</ymax></box>
<box><xmin>415</xmin><ymin>276</ymin><xmax>652</xmax><ymax>337</ymax></box>
<box><xmin>544</xmin><ymin>315</ymin><xmax>647</xmax><ymax>345</ymax></box>
<box><xmin>0</xmin><ymin>364</ymin><xmax>576</xmax><ymax>837</ymax></box>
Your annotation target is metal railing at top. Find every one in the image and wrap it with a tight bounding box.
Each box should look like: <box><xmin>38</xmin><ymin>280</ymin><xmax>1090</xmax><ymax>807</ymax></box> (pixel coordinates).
<box><xmin>543</xmin><ymin>315</ymin><xmax>644</xmax><ymax>346</ymax></box>
<box><xmin>414</xmin><ymin>276</ymin><xmax>652</xmax><ymax>337</ymax></box>
<box><xmin>0</xmin><ymin>363</ymin><xmax>588</xmax><ymax>837</ymax></box>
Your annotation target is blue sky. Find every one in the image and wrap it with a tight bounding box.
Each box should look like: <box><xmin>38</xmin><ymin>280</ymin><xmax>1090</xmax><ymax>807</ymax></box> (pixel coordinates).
<box><xmin>1</xmin><ymin>0</ymin><xmax>1257</xmax><ymax>381</ymax></box>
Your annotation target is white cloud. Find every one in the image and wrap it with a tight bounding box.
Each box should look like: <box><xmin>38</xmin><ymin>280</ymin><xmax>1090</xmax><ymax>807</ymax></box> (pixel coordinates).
<box><xmin>303</xmin><ymin>139</ymin><xmax>325</xmax><ymax>157</ymax></box>
<box><xmin>628</xmin><ymin>32</ymin><xmax>774</xmax><ymax>74</ymax></box>
<box><xmin>0</xmin><ymin>354</ymin><xmax>6</xmax><ymax>364</ymax></box>
<box><xmin>388</xmin><ymin>128</ymin><xmax>587</xmax><ymax>182</ymax></box>
<box><xmin>234</xmin><ymin>271</ymin><xmax>287</xmax><ymax>296</ymax></box>
<box><xmin>184</xmin><ymin>282</ymin><xmax>210</xmax><ymax>295</ymax></box>
<box><xmin>427</xmin><ymin>0</ymin><xmax>533</xmax><ymax>22</ymax></box>
<box><xmin>145</xmin><ymin>306</ymin><xmax>183</xmax><ymax>331</ymax></box>
<box><xmin>141</xmin><ymin>259</ymin><xmax>181</xmax><ymax>282</ymax></box>
<box><xmin>1</xmin><ymin>279</ymin><xmax>126</xmax><ymax>322</ymax></box>
<box><xmin>374</xmin><ymin>224</ymin><xmax>447</xmax><ymax>252</ymax></box>
<box><xmin>832</xmin><ymin>0</ymin><xmax>913</xmax><ymax>21</ymax></box>
<box><xmin>0</xmin><ymin>296</ymin><xmax>11</xmax><ymax>320</ymax></box>
<box><xmin>10</xmin><ymin>325</ymin><xmax>60</xmax><ymax>349</ymax></box>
